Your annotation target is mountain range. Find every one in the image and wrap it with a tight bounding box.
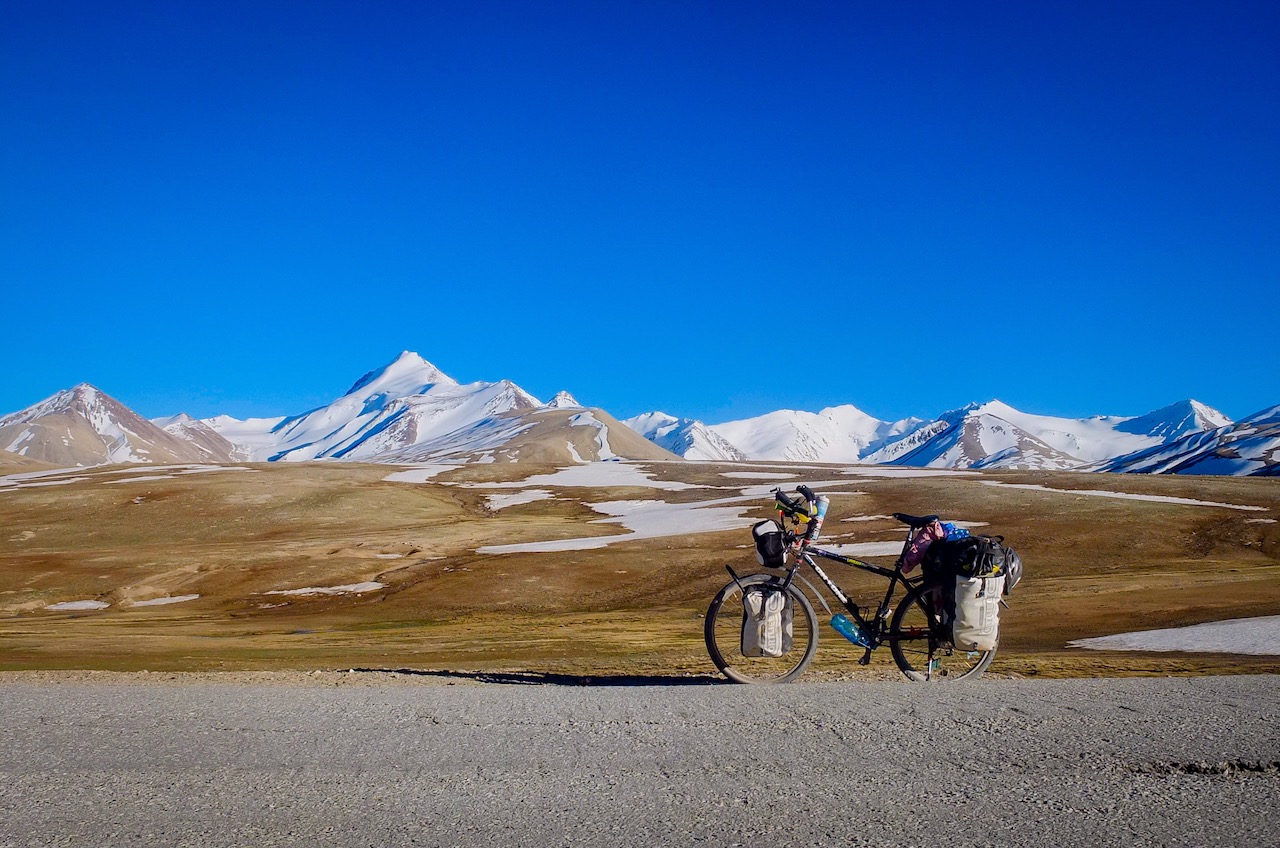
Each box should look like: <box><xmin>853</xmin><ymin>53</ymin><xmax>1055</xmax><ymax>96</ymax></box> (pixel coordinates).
<box><xmin>0</xmin><ymin>351</ymin><xmax>1275</xmax><ymax>476</ymax></box>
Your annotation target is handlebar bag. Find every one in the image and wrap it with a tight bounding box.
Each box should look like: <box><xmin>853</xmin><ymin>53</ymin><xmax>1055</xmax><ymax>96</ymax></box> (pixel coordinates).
<box><xmin>741</xmin><ymin>586</ymin><xmax>793</xmax><ymax>658</ymax></box>
<box><xmin>752</xmin><ymin>520</ymin><xmax>787</xmax><ymax>568</ymax></box>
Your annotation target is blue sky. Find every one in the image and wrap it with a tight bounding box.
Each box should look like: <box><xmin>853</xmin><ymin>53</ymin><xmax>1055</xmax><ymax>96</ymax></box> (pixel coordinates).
<box><xmin>2</xmin><ymin>1</ymin><xmax>1277</xmax><ymax>425</ymax></box>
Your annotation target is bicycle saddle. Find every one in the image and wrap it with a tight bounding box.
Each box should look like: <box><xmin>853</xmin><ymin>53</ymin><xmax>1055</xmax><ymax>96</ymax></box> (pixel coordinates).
<box><xmin>892</xmin><ymin>512</ymin><xmax>940</xmax><ymax>528</ymax></box>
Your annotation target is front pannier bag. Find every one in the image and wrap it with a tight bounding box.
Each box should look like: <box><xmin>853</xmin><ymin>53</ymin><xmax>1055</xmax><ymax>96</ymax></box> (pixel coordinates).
<box><xmin>741</xmin><ymin>587</ymin><xmax>793</xmax><ymax>658</ymax></box>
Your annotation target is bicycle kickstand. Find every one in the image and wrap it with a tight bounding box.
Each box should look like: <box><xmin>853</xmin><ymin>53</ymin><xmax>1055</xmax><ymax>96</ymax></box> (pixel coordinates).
<box><xmin>858</xmin><ymin>647</ymin><xmax>873</xmax><ymax>666</ymax></box>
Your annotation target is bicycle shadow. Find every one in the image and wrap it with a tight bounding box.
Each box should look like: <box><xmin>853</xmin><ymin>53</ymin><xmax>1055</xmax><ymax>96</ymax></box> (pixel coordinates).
<box><xmin>348</xmin><ymin>667</ymin><xmax>725</xmax><ymax>687</ymax></box>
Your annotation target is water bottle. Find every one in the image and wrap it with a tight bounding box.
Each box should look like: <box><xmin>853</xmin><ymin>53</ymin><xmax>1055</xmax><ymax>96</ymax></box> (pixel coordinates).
<box><xmin>831</xmin><ymin>614</ymin><xmax>871</xmax><ymax>648</ymax></box>
<box><xmin>806</xmin><ymin>495</ymin><xmax>830</xmax><ymax>542</ymax></box>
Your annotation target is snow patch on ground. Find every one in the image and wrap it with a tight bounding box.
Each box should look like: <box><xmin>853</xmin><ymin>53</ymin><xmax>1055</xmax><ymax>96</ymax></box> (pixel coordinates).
<box><xmin>130</xmin><ymin>594</ymin><xmax>200</xmax><ymax>607</ymax></box>
<box><xmin>0</xmin><ymin>476</ymin><xmax>92</xmax><ymax>491</ymax></box>
<box><xmin>102</xmin><ymin>465</ymin><xmax>255</xmax><ymax>476</ymax></box>
<box><xmin>979</xmin><ymin>481</ymin><xmax>1266</xmax><ymax>511</ymax></box>
<box><xmin>1068</xmin><ymin>616</ymin><xmax>1280</xmax><ymax>656</ymax></box>
<box><xmin>470</xmin><ymin>462</ymin><xmax>701</xmax><ymax>491</ymax></box>
<box><xmin>841</xmin><ymin>467</ymin><xmax>979</xmax><ymax>478</ymax></box>
<box><xmin>736</xmin><ymin>481</ymin><xmax>869</xmax><ymax>499</ymax></box>
<box><xmin>842</xmin><ymin>514</ymin><xmax>894</xmax><ymax>522</ymax></box>
<box><xmin>820</xmin><ymin>541</ymin><xmax>905</xmax><ymax>557</ymax></box>
<box><xmin>720</xmin><ymin>471</ymin><xmax>798</xmax><ymax>480</ymax></box>
<box><xmin>264</xmin><ymin>582</ymin><xmax>385</xmax><ymax>596</ymax></box>
<box><xmin>383</xmin><ymin>464</ymin><xmax>462</xmax><ymax>484</ymax></box>
<box><xmin>478</xmin><ymin>494</ymin><xmax>759</xmax><ymax>554</ymax></box>
<box><xmin>487</xmin><ymin>490</ymin><xmax>555</xmax><ymax>511</ymax></box>
<box><xmin>46</xmin><ymin>600</ymin><xmax>110</xmax><ymax>611</ymax></box>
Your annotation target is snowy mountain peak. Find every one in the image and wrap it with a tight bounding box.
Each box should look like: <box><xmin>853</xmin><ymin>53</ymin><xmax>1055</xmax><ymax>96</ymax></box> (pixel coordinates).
<box><xmin>1116</xmin><ymin>399</ymin><xmax>1233</xmax><ymax>441</ymax></box>
<box><xmin>346</xmin><ymin>351</ymin><xmax>456</xmax><ymax>398</ymax></box>
<box><xmin>623</xmin><ymin>412</ymin><xmax>747</xmax><ymax>461</ymax></box>
<box><xmin>0</xmin><ymin>384</ymin><xmax>217</xmax><ymax>466</ymax></box>
<box><xmin>546</xmin><ymin>391</ymin><xmax>582</xmax><ymax>409</ymax></box>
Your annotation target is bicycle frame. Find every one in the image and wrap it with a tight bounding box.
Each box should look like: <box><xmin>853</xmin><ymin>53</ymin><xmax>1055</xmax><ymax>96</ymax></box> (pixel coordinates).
<box><xmin>769</xmin><ymin>523</ymin><xmax>923</xmax><ymax>660</ymax></box>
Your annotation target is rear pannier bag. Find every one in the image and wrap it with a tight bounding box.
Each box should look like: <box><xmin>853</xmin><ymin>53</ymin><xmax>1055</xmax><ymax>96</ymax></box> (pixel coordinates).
<box><xmin>753</xmin><ymin>520</ymin><xmax>787</xmax><ymax>568</ymax></box>
<box><xmin>952</xmin><ymin>574</ymin><xmax>1004</xmax><ymax>651</ymax></box>
<box><xmin>741</xmin><ymin>587</ymin><xmax>793</xmax><ymax>658</ymax></box>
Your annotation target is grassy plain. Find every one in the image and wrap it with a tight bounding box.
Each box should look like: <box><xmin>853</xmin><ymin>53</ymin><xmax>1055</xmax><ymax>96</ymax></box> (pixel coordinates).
<box><xmin>1</xmin><ymin>460</ymin><xmax>1277</xmax><ymax>680</ymax></box>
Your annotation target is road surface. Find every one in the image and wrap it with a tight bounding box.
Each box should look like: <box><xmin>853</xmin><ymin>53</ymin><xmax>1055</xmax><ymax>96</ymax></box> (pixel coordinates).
<box><xmin>2</xmin><ymin>673</ymin><xmax>1277</xmax><ymax>847</ymax></box>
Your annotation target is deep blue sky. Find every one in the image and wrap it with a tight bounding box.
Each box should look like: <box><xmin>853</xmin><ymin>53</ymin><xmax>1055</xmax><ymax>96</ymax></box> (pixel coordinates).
<box><xmin>3</xmin><ymin>1</ymin><xmax>1277</xmax><ymax>425</ymax></box>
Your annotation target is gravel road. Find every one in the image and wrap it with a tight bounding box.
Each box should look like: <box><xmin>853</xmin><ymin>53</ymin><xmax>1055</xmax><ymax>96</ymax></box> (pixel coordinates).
<box><xmin>2</xmin><ymin>673</ymin><xmax>1277</xmax><ymax>848</ymax></box>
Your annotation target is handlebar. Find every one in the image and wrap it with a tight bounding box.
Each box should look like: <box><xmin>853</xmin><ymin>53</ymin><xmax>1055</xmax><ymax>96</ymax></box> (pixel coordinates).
<box><xmin>773</xmin><ymin>488</ymin><xmax>807</xmax><ymax>516</ymax></box>
<box><xmin>772</xmin><ymin>485</ymin><xmax>830</xmax><ymax>543</ymax></box>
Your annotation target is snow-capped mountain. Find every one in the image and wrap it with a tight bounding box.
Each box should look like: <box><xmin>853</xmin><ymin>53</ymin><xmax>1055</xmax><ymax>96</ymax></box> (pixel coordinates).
<box><xmin>153</xmin><ymin>413</ymin><xmax>243</xmax><ymax>463</ymax></box>
<box><xmin>707</xmin><ymin>405</ymin><xmax>927</xmax><ymax>464</ymax></box>
<box><xmin>873</xmin><ymin>409</ymin><xmax>1082</xmax><ymax>470</ymax></box>
<box><xmin>197</xmin><ymin>351</ymin><xmax>675</xmax><ymax>465</ymax></box>
<box><xmin>1095</xmin><ymin>404</ymin><xmax>1279</xmax><ymax>476</ymax></box>
<box><xmin>0</xmin><ymin>352</ymin><xmax>1264</xmax><ymax>474</ymax></box>
<box><xmin>545</xmin><ymin>391</ymin><xmax>582</xmax><ymax>409</ymax></box>
<box><xmin>623</xmin><ymin>412</ymin><xmax>748</xmax><ymax>461</ymax></box>
<box><xmin>1114</xmin><ymin>399</ymin><xmax>1233</xmax><ymax>441</ymax></box>
<box><xmin>627</xmin><ymin>397</ymin><xmax>1242</xmax><ymax>474</ymax></box>
<box><xmin>200</xmin><ymin>351</ymin><xmax>539</xmax><ymax>461</ymax></box>
<box><xmin>0</xmin><ymin>384</ymin><xmax>212</xmax><ymax>466</ymax></box>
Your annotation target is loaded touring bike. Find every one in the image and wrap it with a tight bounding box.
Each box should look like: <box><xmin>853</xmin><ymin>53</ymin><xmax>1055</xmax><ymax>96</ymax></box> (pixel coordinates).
<box><xmin>704</xmin><ymin>486</ymin><xmax>1000</xmax><ymax>683</ymax></box>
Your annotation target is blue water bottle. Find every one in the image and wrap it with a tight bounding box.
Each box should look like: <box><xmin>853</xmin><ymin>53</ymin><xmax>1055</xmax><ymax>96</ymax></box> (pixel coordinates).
<box><xmin>831</xmin><ymin>614</ymin><xmax>872</xmax><ymax>648</ymax></box>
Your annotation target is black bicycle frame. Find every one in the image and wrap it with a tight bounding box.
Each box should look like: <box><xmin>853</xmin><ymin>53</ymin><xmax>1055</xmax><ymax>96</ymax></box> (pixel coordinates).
<box><xmin>779</xmin><ymin>527</ymin><xmax>922</xmax><ymax>650</ymax></box>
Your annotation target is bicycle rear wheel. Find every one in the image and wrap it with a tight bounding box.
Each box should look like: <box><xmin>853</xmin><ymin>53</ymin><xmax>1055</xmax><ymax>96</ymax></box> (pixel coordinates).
<box><xmin>888</xmin><ymin>583</ymin><xmax>995</xmax><ymax>682</ymax></box>
<box><xmin>704</xmin><ymin>574</ymin><xmax>818</xmax><ymax>684</ymax></box>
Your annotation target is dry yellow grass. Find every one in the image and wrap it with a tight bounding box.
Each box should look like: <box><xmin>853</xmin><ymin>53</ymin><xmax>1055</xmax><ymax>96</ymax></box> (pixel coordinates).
<box><xmin>1</xmin><ymin>460</ymin><xmax>1277</xmax><ymax>678</ymax></box>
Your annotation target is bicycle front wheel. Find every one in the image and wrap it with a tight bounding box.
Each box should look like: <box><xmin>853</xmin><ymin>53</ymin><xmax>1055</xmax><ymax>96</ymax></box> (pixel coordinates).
<box><xmin>704</xmin><ymin>574</ymin><xmax>818</xmax><ymax>684</ymax></box>
<box><xmin>888</xmin><ymin>583</ymin><xmax>995</xmax><ymax>682</ymax></box>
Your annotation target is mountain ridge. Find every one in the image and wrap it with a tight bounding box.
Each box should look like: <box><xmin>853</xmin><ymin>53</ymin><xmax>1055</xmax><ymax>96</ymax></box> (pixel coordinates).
<box><xmin>0</xmin><ymin>353</ymin><xmax>1268</xmax><ymax>475</ymax></box>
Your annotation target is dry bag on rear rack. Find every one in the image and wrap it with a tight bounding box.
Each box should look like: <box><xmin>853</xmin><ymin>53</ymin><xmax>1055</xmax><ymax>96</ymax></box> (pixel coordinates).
<box><xmin>741</xmin><ymin>586</ymin><xmax>793</xmax><ymax>658</ymax></box>
<box><xmin>753</xmin><ymin>520</ymin><xmax>787</xmax><ymax>568</ymax></box>
<box><xmin>952</xmin><ymin>574</ymin><xmax>1004</xmax><ymax>651</ymax></box>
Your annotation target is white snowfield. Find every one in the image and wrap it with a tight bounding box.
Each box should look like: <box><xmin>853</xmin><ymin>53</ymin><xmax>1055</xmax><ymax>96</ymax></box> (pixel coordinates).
<box><xmin>486</xmin><ymin>490</ymin><xmax>554</xmax><ymax>510</ymax></box>
<box><xmin>1069</xmin><ymin>616</ymin><xmax>1280</xmax><ymax>656</ymax></box>
<box><xmin>452</xmin><ymin>461</ymin><xmax>702</xmax><ymax>492</ymax></box>
<box><xmin>263</xmin><ymin>582</ymin><xmax>385</xmax><ymax>596</ymax></box>
<box><xmin>130</xmin><ymin>594</ymin><xmax>200</xmax><ymax>607</ymax></box>
<box><xmin>477</xmin><ymin>494</ymin><xmax>761</xmax><ymax>554</ymax></box>
<box><xmin>0</xmin><ymin>465</ymin><xmax>255</xmax><ymax>492</ymax></box>
<box><xmin>979</xmin><ymin>480</ymin><xmax>1267</xmax><ymax>511</ymax></box>
<box><xmin>383</xmin><ymin>464</ymin><xmax>463</xmax><ymax>484</ymax></box>
<box><xmin>45</xmin><ymin>600</ymin><xmax>110</xmax><ymax>611</ymax></box>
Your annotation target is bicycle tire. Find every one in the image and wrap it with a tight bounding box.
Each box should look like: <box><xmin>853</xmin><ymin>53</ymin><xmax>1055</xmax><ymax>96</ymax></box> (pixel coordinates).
<box><xmin>888</xmin><ymin>582</ymin><xmax>996</xmax><ymax>682</ymax></box>
<box><xmin>704</xmin><ymin>573</ymin><xmax>818</xmax><ymax>684</ymax></box>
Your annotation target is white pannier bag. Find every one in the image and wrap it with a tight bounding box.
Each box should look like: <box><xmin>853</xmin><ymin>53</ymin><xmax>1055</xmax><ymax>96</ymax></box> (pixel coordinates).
<box><xmin>741</xmin><ymin>587</ymin><xmax>793</xmax><ymax>658</ymax></box>
<box><xmin>951</xmin><ymin>574</ymin><xmax>1004</xmax><ymax>652</ymax></box>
